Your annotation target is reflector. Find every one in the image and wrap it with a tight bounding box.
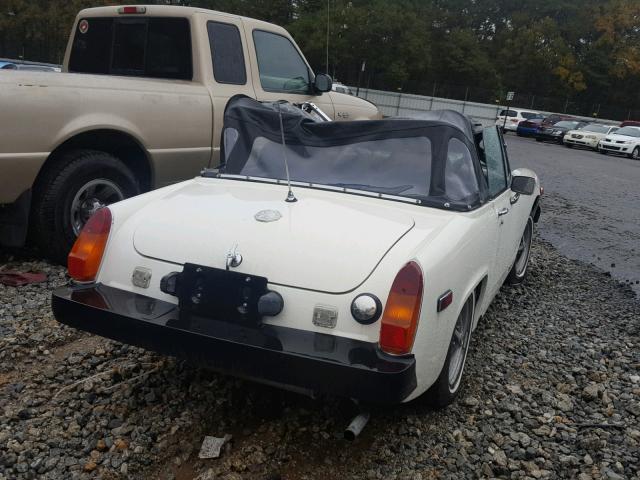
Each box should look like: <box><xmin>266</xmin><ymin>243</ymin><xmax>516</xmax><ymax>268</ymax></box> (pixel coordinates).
<box><xmin>68</xmin><ymin>208</ymin><xmax>112</xmax><ymax>282</ymax></box>
<box><xmin>379</xmin><ymin>262</ymin><xmax>423</xmax><ymax>355</ymax></box>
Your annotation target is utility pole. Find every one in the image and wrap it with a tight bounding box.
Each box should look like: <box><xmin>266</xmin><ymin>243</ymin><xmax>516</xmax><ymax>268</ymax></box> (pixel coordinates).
<box><xmin>325</xmin><ymin>0</ymin><xmax>330</xmax><ymax>74</ymax></box>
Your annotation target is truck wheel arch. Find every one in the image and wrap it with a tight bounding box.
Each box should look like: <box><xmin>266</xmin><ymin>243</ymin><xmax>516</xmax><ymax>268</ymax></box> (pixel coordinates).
<box><xmin>37</xmin><ymin>129</ymin><xmax>153</xmax><ymax>193</ymax></box>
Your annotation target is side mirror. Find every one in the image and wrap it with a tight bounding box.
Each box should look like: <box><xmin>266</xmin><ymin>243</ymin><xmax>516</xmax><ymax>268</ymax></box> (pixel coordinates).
<box><xmin>511</xmin><ymin>176</ymin><xmax>536</xmax><ymax>195</ymax></box>
<box><xmin>314</xmin><ymin>73</ymin><xmax>332</xmax><ymax>93</ymax></box>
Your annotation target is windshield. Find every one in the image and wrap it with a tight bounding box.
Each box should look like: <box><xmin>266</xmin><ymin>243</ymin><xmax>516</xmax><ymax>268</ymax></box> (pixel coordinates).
<box><xmin>614</xmin><ymin>126</ymin><xmax>640</xmax><ymax>137</ymax></box>
<box><xmin>581</xmin><ymin>125</ymin><xmax>609</xmax><ymax>134</ymax></box>
<box><xmin>553</xmin><ymin>121</ymin><xmax>579</xmax><ymax>129</ymax></box>
<box><xmin>221</xmin><ymin>97</ymin><xmax>482</xmax><ymax>210</ymax></box>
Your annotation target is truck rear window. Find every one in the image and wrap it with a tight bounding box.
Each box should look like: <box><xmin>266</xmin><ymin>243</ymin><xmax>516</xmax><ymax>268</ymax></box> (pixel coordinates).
<box><xmin>69</xmin><ymin>17</ymin><xmax>192</xmax><ymax>80</ymax></box>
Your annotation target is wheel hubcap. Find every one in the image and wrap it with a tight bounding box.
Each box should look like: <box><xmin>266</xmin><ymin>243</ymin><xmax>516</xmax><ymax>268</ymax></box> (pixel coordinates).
<box><xmin>448</xmin><ymin>299</ymin><xmax>473</xmax><ymax>391</ymax></box>
<box><xmin>71</xmin><ymin>179</ymin><xmax>124</xmax><ymax>235</ymax></box>
<box><xmin>514</xmin><ymin>219</ymin><xmax>533</xmax><ymax>278</ymax></box>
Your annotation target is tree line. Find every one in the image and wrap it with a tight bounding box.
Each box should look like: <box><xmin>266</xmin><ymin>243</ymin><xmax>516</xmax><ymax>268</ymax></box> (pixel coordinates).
<box><xmin>1</xmin><ymin>0</ymin><xmax>639</xmax><ymax>118</ymax></box>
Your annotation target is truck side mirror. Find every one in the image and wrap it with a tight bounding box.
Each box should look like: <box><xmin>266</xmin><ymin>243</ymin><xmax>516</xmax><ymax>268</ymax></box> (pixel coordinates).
<box><xmin>511</xmin><ymin>176</ymin><xmax>536</xmax><ymax>195</ymax></box>
<box><xmin>314</xmin><ymin>73</ymin><xmax>332</xmax><ymax>93</ymax></box>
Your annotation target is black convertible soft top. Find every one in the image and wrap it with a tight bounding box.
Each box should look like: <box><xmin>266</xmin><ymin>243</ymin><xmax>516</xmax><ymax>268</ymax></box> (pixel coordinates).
<box><xmin>219</xmin><ymin>96</ymin><xmax>485</xmax><ymax>210</ymax></box>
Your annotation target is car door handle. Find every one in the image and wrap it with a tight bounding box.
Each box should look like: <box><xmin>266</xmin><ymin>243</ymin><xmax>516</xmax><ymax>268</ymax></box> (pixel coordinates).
<box><xmin>510</xmin><ymin>193</ymin><xmax>520</xmax><ymax>205</ymax></box>
<box><xmin>497</xmin><ymin>207</ymin><xmax>509</xmax><ymax>217</ymax></box>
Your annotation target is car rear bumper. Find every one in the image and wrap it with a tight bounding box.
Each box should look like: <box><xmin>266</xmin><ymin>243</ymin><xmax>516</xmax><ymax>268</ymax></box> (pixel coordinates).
<box><xmin>52</xmin><ymin>284</ymin><xmax>417</xmax><ymax>403</ymax></box>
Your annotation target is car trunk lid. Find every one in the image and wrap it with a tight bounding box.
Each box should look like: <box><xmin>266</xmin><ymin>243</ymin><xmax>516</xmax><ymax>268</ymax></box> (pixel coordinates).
<box><xmin>132</xmin><ymin>179</ymin><xmax>415</xmax><ymax>293</ymax></box>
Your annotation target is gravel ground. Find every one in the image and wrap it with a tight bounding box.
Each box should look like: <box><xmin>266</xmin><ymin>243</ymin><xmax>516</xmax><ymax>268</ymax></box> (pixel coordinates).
<box><xmin>1</xmin><ymin>235</ymin><xmax>639</xmax><ymax>480</ymax></box>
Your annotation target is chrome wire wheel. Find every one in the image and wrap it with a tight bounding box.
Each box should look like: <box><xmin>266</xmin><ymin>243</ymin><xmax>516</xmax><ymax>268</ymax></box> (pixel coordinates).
<box><xmin>514</xmin><ymin>218</ymin><xmax>534</xmax><ymax>279</ymax></box>
<box><xmin>71</xmin><ymin>179</ymin><xmax>124</xmax><ymax>235</ymax></box>
<box><xmin>447</xmin><ymin>297</ymin><xmax>474</xmax><ymax>392</ymax></box>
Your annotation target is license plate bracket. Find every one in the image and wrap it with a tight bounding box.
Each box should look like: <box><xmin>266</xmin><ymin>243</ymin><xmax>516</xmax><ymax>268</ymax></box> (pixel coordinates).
<box><xmin>178</xmin><ymin>263</ymin><xmax>268</xmax><ymax>325</ymax></box>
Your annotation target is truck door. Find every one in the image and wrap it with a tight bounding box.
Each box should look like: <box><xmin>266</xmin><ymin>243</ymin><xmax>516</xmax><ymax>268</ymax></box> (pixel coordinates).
<box><xmin>205</xmin><ymin>18</ymin><xmax>257</xmax><ymax>167</ymax></box>
<box><xmin>243</xmin><ymin>26</ymin><xmax>335</xmax><ymax>120</ymax></box>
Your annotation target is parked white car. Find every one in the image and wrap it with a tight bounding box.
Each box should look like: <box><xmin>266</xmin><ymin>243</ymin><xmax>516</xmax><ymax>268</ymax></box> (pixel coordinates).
<box><xmin>598</xmin><ymin>126</ymin><xmax>640</xmax><ymax>158</ymax></box>
<box><xmin>53</xmin><ymin>100</ymin><xmax>541</xmax><ymax>406</ymax></box>
<box><xmin>495</xmin><ymin>109</ymin><xmax>542</xmax><ymax>132</ymax></box>
<box><xmin>564</xmin><ymin>124</ymin><xmax>619</xmax><ymax>150</ymax></box>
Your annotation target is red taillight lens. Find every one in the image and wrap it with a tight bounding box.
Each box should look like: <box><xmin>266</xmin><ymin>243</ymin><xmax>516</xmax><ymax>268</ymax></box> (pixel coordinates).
<box><xmin>118</xmin><ymin>6</ymin><xmax>146</xmax><ymax>14</ymax></box>
<box><xmin>68</xmin><ymin>208</ymin><xmax>112</xmax><ymax>282</ymax></box>
<box><xmin>379</xmin><ymin>262</ymin><xmax>423</xmax><ymax>355</ymax></box>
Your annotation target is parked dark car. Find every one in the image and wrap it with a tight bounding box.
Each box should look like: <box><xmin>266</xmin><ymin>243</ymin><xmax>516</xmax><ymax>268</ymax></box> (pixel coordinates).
<box><xmin>535</xmin><ymin>120</ymin><xmax>588</xmax><ymax>143</ymax></box>
<box><xmin>619</xmin><ymin>120</ymin><xmax>640</xmax><ymax>128</ymax></box>
<box><xmin>540</xmin><ymin>114</ymin><xmax>576</xmax><ymax>128</ymax></box>
<box><xmin>517</xmin><ymin>117</ymin><xmax>545</xmax><ymax>137</ymax></box>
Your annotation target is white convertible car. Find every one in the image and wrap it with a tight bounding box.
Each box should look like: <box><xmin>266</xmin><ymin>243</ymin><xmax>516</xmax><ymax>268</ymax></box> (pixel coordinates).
<box><xmin>53</xmin><ymin>97</ymin><xmax>541</xmax><ymax>406</ymax></box>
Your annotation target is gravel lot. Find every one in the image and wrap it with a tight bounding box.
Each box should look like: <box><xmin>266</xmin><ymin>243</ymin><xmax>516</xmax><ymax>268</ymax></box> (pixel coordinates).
<box><xmin>507</xmin><ymin>135</ymin><xmax>640</xmax><ymax>295</ymax></box>
<box><xmin>1</xmin><ymin>229</ymin><xmax>639</xmax><ymax>479</ymax></box>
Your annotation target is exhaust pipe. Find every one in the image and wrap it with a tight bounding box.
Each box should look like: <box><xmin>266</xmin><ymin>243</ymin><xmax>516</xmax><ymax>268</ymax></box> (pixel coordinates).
<box><xmin>344</xmin><ymin>411</ymin><xmax>370</xmax><ymax>441</ymax></box>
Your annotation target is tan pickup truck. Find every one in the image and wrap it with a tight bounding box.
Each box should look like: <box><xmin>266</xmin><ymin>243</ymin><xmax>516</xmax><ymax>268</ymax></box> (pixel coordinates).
<box><xmin>0</xmin><ymin>5</ymin><xmax>380</xmax><ymax>261</ymax></box>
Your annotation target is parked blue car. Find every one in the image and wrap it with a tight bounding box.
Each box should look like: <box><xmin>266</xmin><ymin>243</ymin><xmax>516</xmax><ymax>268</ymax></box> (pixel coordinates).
<box><xmin>517</xmin><ymin>117</ymin><xmax>545</xmax><ymax>137</ymax></box>
<box><xmin>0</xmin><ymin>61</ymin><xmax>17</xmax><ymax>70</ymax></box>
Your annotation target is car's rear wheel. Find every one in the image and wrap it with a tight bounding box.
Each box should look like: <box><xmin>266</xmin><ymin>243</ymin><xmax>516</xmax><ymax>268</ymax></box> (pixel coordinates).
<box><xmin>31</xmin><ymin>150</ymin><xmax>139</xmax><ymax>264</ymax></box>
<box><xmin>628</xmin><ymin>147</ymin><xmax>640</xmax><ymax>160</ymax></box>
<box><xmin>506</xmin><ymin>217</ymin><xmax>534</xmax><ymax>285</ymax></box>
<box><xmin>424</xmin><ymin>294</ymin><xmax>474</xmax><ymax>408</ymax></box>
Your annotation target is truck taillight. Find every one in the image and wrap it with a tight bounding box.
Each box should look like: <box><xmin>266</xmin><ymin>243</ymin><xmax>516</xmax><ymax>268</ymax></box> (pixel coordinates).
<box><xmin>118</xmin><ymin>6</ymin><xmax>146</xmax><ymax>14</ymax></box>
<box><xmin>68</xmin><ymin>208</ymin><xmax>112</xmax><ymax>282</ymax></box>
<box><xmin>379</xmin><ymin>262</ymin><xmax>423</xmax><ymax>355</ymax></box>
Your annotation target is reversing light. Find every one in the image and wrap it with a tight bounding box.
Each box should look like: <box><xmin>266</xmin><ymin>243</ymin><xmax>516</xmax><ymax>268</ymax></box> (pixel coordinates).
<box><xmin>351</xmin><ymin>293</ymin><xmax>382</xmax><ymax>324</ymax></box>
<box><xmin>68</xmin><ymin>208</ymin><xmax>112</xmax><ymax>282</ymax></box>
<box><xmin>379</xmin><ymin>262</ymin><xmax>423</xmax><ymax>355</ymax></box>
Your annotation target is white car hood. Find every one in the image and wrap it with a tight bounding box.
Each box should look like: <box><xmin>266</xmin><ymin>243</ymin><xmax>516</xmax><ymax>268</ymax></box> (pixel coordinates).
<box><xmin>604</xmin><ymin>133</ymin><xmax>636</xmax><ymax>142</ymax></box>
<box><xmin>132</xmin><ymin>179</ymin><xmax>416</xmax><ymax>293</ymax></box>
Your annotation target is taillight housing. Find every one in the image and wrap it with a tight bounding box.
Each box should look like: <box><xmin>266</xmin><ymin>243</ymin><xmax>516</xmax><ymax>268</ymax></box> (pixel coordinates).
<box><xmin>68</xmin><ymin>208</ymin><xmax>112</xmax><ymax>282</ymax></box>
<box><xmin>379</xmin><ymin>261</ymin><xmax>424</xmax><ymax>355</ymax></box>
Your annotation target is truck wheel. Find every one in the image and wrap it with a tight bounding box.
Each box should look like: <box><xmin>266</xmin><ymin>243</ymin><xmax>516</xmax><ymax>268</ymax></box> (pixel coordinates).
<box><xmin>31</xmin><ymin>150</ymin><xmax>139</xmax><ymax>264</ymax></box>
<box><xmin>424</xmin><ymin>294</ymin><xmax>475</xmax><ymax>409</ymax></box>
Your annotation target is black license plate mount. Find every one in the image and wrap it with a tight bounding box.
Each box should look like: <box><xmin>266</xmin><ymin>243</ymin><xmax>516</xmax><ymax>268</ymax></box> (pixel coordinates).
<box><xmin>178</xmin><ymin>263</ymin><xmax>268</xmax><ymax>325</ymax></box>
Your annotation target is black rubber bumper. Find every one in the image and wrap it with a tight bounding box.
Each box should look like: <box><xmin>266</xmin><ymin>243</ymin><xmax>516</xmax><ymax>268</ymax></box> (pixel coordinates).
<box><xmin>52</xmin><ymin>284</ymin><xmax>417</xmax><ymax>403</ymax></box>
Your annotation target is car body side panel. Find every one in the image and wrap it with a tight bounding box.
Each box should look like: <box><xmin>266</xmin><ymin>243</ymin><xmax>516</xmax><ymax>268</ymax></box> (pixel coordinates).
<box><xmin>404</xmin><ymin>202</ymin><xmax>498</xmax><ymax>401</ymax></box>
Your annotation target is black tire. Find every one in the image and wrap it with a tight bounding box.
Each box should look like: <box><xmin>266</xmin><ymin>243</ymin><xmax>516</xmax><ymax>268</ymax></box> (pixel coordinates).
<box><xmin>628</xmin><ymin>147</ymin><xmax>640</xmax><ymax>160</ymax></box>
<box><xmin>424</xmin><ymin>294</ymin><xmax>475</xmax><ymax>409</ymax></box>
<box><xmin>506</xmin><ymin>216</ymin><xmax>534</xmax><ymax>285</ymax></box>
<box><xmin>535</xmin><ymin>138</ymin><xmax>542</xmax><ymax>142</ymax></box>
<box><xmin>565</xmin><ymin>143</ymin><xmax>573</xmax><ymax>148</ymax></box>
<box><xmin>600</xmin><ymin>148</ymin><xmax>608</xmax><ymax>155</ymax></box>
<box><xmin>31</xmin><ymin>150</ymin><xmax>139</xmax><ymax>264</ymax></box>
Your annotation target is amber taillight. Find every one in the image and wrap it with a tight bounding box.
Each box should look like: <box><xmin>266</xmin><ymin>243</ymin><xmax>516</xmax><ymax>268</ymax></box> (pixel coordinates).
<box><xmin>68</xmin><ymin>208</ymin><xmax>112</xmax><ymax>282</ymax></box>
<box><xmin>379</xmin><ymin>262</ymin><xmax>424</xmax><ymax>355</ymax></box>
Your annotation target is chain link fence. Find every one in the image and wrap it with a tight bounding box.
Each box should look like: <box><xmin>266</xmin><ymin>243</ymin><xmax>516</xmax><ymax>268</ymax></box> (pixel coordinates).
<box><xmin>353</xmin><ymin>86</ymin><xmax>627</xmax><ymax>126</ymax></box>
<box><xmin>351</xmin><ymin>82</ymin><xmax>640</xmax><ymax>123</ymax></box>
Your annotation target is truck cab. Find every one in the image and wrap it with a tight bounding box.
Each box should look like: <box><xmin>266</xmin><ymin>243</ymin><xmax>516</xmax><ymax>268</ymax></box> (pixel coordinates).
<box><xmin>0</xmin><ymin>5</ymin><xmax>380</xmax><ymax>261</ymax></box>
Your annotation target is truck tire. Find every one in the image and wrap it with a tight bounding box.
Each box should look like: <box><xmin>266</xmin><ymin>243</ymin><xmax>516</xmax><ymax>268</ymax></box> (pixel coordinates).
<box><xmin>31</xmin><ymin>150</ymin><xmax>139</xmax><ymax>264</ymax></box>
